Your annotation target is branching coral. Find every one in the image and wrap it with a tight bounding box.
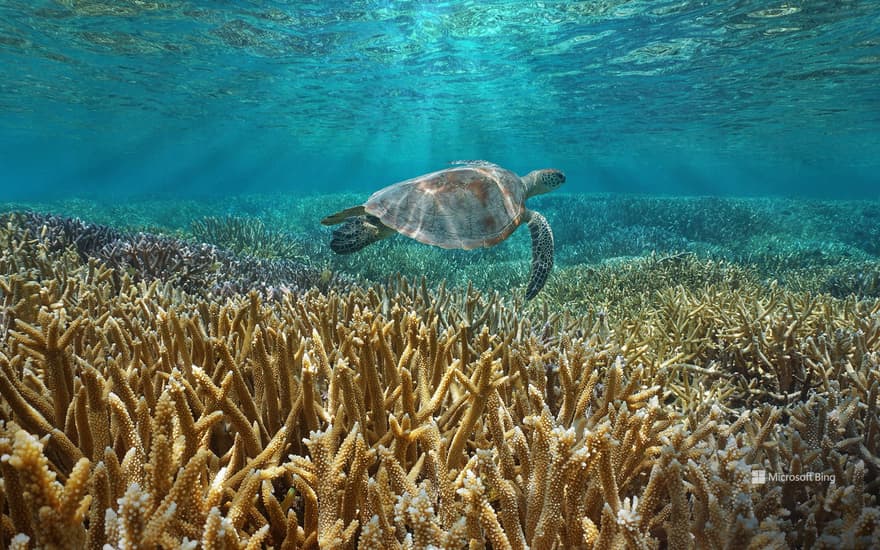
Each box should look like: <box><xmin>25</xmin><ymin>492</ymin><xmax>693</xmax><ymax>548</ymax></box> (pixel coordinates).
<box><xmin>0</xmin><ymin>211</ymin><xmax>879</xmax><ymax>548</ymax></box>
<box><xmin>10</xmin><ymin>192</ymin><xmax>880</xmax><ymax>301</ymax></box>
<box><xmin>0</xmin><ymin>211</ymin><xmax>346</xmax><ymax>298</ymax></box>
<box><xmin>191</xmin><ymin>215</ymin><xmax>308</xmax><ymax>261</ymax></box>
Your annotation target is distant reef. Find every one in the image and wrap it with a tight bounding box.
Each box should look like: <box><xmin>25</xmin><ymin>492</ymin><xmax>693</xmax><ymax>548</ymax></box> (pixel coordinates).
<box><xmin>0</xmin><ymin>211</ymin><xmax>345</xmax><ymax>298</ymax></box>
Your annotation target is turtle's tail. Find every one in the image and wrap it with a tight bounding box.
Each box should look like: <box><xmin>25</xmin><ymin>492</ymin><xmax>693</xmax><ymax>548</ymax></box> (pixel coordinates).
<box><xmin>330</xmin><ymin>215</ymin><xmax>393</xmax><ymax>254</ymax></box>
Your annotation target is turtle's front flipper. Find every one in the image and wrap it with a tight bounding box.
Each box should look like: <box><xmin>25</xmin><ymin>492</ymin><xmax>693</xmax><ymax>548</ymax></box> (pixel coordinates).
<box><xmin>525</xmin><ymin>209</ymin><xmax>554</xmax><ymax>300</ymax></box>
<box><xmin>330</xmin><ymin>215</ymin><xmax>394</xmax><ymax>254</ymax></box>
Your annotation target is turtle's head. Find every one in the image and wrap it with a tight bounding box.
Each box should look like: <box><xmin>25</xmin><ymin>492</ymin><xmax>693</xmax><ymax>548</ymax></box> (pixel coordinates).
<box><xmin>525</xmin><ymin>169</ymin><xmax>566</xmax><ymax>198</ymax></box>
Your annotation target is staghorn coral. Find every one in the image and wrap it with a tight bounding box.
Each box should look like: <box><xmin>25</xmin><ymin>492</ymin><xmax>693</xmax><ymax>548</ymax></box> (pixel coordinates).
<box><xmin>0</xmin><ymin>211</ymin><xmax>345</xmax><ymax>298</ymax></box>
<box><xmin>1</xmin><ymin>210</ymin><xmax>879</xmax><ymax>549</ymax></box>
<box><xmin>191</xmin><ymin>215</ymin><xmax>308</xmax><ymax>261</ymax></box>
<box><xmin>543</xmin><ymin>252</ymin><xmax>759</xmax><ymax>315</ymax></box>
<box><xmin>7</xmin><ymin>192</ymin><xmax>880</xmax><ymax>301</ymax></box>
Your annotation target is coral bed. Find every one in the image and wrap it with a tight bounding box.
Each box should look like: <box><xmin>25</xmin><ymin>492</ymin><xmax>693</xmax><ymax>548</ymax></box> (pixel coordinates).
<box><xmin>1</xmin><ymin>210</ymin><xmax>879</xmax><ymax>549</ymax></box>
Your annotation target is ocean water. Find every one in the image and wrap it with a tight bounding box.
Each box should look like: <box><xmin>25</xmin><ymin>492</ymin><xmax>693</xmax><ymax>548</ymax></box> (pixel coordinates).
<box><xmin>4</xmin><ymin>4</ymin><xmax>880</xmax><ymax>547</ymax></box>
<box><xmin>1</xmin><ymin>0</ymin><xmax>878</xmax><ymax>201</ymax></box>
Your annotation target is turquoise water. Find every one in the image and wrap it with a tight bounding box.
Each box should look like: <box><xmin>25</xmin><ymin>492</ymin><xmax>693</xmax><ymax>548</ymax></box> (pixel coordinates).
<box><xmin>1</xmin><ymin>1</ymin><xmax>878</xmax><ymax>201</ymax></box>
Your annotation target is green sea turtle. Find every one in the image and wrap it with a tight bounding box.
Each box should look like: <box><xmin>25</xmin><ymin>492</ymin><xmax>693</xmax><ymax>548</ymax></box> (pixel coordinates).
<box><xmin>321</xmin><ymin>161</ymin><xmax>565</xmax><ymax>300</ymax></box>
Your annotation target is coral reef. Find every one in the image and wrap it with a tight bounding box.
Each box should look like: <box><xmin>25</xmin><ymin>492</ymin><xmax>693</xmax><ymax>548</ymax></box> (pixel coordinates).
<box><xmin>1</xmin><ymin>205</ymin><xmax>879</xmax><ymax>548</ymax></box>
<box><xmin>1</xmin><ymin>212</ymin><xmax>343</xmax><ymax>298</ymax></box>
<box><xmin>191</xmin><ymin>216</ymin><xmax>308</xmax><ymax>261</ymax></box>
<box><xmin>544</xmin><ymin>253</ymin><xmax>758</xmax><ymax>315</ymax></box>
<box><xmin>6</xmin><ymin>192</ymin><xmax>879</xmax><ymax>300</ymax></box>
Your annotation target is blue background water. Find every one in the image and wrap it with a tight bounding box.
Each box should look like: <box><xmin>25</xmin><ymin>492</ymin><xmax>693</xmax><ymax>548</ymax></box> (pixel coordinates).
<box><xmin>1</xmin><ymin>0</ymin><xmax>878</xmax><ymax>201</ymax></box>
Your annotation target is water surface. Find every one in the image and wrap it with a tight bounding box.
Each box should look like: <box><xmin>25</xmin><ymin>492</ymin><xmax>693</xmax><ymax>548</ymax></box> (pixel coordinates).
<box><xmin>0</xmin><ymin>1</ymin><xmax>878</xmax><ymax>199</ymax></box>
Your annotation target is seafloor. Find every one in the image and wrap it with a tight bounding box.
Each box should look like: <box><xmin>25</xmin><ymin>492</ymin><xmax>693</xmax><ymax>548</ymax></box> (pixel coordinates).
<box><xmin>0</xmin><ymin>192</ymin><xmax>878</xmax><ymax>549</ymax></box>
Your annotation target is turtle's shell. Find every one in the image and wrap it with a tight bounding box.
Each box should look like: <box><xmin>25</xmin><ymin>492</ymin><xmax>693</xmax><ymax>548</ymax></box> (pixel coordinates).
<box><xmin>364</xmin><ymin>164</ymin><xmax>527</xmax><ymax>250</ymax></box>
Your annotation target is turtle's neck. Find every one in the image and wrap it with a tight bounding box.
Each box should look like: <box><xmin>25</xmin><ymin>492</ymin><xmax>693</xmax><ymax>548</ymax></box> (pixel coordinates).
<box><xmin>523</xmin><ymin>170</ymin><xmax>547</xmax><ymax>199</ymax></box>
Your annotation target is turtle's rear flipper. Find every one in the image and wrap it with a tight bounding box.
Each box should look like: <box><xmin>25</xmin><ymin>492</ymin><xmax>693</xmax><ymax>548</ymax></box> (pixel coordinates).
<box><xmin>525</xmin><ymin>210</ymin><xmax>554</xmax><ymax>300</ymax></box>
<box><xmin>330</xmin><ymin>215</ymin><xmax>393</xmax><ymax>254</ymax></box>
<box><xmin>322</xmin><ymin>205</ymin><xmax>367</xmax><ymax>226</ymax></box>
